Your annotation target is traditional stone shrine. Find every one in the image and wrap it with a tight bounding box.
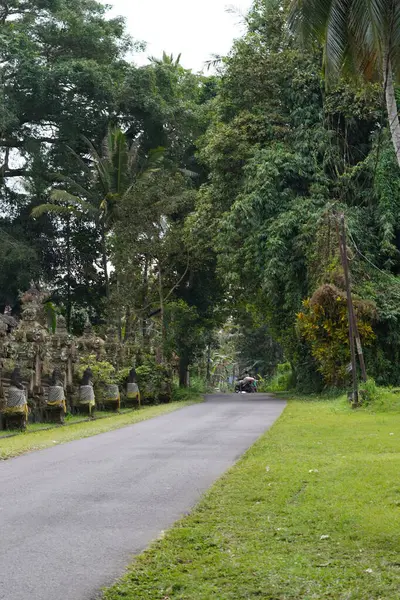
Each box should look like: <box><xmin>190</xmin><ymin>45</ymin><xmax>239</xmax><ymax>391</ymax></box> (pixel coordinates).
<box><xmin>12</xmin><ymin>287</ymin><xmax>51</xmax><ymax>421</ymax></box>
<box><xmin>0</xmin><ymin>285</ymin><xmax>174</xmax><ymax>430</ymax></box>
<box><xmin>49</xmin><ymin>315</ymin><xmax>73</xmax><ymax>409</ymax></box>
<box><xmin>77</xmin><ymin>321</ymin><xmax>106</xmax><ymax>361</ymax></box>
<box><xmin>126</xmin><ymin>367</ymin><xmax>140</xmax><ymax>407</ymax></box>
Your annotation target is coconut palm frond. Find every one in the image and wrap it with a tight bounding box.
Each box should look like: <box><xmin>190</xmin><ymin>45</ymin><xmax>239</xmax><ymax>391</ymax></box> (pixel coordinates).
<box><xmin>81</xmin><ymin>135</ymin><xmax>112</xmax><ymax>195</ymax></box>
<box><xmin>50</xmin><ymin>173</ymin><xmax>96</xmax><ymax>202</ymax></box>
<box><xmin>205</xmin><ymin>54</ymin><xmax>224</xmax><ymax>71</ymax></box>
<box><xmin>289</xmin><ymin>0</ymin><xmax>400</xmax><ymax>82</ymax></box>
<box><xmin>50</xmin><ymin>189</ymin><xmax>97</xmax><ymax>214</ymax></box>
<box><xmin>147</xmin><ymin>146</ymin><xmax>165</xmax><ymax>167</ymax></box>
<box><xmin>31</xmin><ymin>203</ymin><xmax>80</xmax><ymax>218</ymax></box>
<box><xmin>179</xmin><ymin>167</ymin><xmax>199</xmax><ymax>179</ymax></box>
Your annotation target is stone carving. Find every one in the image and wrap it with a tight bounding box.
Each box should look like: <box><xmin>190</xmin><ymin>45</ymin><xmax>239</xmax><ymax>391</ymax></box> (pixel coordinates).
<box><xmin>47</xmin><ymin>368</ymin><xmax>65</xmax><ymax>407</ymax></box>
<box><xmin>79</xmin><ymin>368</ymin><xmax>95</xmax><ymax>409</ymax></box>
<box><xmin>126</xmin><ymin>367</ymin><xmax>140</xmax><ymax>406</ymax></box>
<box><xmin>45</xmin><ymin>368</ymin><xmax>66</xmax><ymax>423</ymax></box>
<box><xmin>0</xmin><ymin>288</ymin><xmax>156</xmax><ymax>429</ymax></box>
<box><xmin>77</xmin><ymin>321</ymin><xmax>105</xmax><ymax>360</ymax></box>
<box><xmin>13</xmin><ymin>288</ymin><xmax>51</xmax><ymax>402</ymax></box>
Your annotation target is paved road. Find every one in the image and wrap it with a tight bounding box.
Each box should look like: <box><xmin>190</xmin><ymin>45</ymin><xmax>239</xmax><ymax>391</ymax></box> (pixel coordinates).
<box><xmin>0</xmin><ymin>394</ymin><xmax>285</xmax><ymax>600</ymax></box>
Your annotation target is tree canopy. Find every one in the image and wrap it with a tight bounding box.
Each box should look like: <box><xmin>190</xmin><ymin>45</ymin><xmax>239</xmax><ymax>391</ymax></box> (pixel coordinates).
<box><xmin>2</xmin><ymin>0</ymin><xmax>400</xmax><ymax>388</ymax></box>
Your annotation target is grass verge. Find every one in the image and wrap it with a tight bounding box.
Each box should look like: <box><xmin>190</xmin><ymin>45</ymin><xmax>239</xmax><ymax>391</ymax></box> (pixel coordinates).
<box><xmin>0</xmin><ymin>400</ymin><xmax>200</xmax><ymax>460</ymax></box>
<box><xmin>0</xmin><ymin>409</ymin><xmax>138</xmax><ymax>439</ymax></box>
<box><xmin>103</xmin><ymin>396</ymin><xmax>400</xmax><ymax>600</ymax></box>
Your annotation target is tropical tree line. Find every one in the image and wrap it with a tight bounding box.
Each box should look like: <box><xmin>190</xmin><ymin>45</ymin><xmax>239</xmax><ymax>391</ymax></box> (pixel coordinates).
<box><xmin>2</xmin><ymin>0</ymin><xmax>400</xmax><ymax>389</ymax></box>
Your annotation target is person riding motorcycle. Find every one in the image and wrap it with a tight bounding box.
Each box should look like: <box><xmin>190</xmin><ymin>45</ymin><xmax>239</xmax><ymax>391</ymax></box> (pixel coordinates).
<box><xmin>235</xmin><ymin>371</ymin><xmax>257</xmax><ymax>393</ymax></box>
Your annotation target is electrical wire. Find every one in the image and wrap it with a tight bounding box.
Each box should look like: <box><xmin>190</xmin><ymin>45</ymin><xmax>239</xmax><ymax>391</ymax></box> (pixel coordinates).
<box><xmin>347</xmin><ymin>228</ymin><xmax>400</xmax><ymax>288</ymax></box>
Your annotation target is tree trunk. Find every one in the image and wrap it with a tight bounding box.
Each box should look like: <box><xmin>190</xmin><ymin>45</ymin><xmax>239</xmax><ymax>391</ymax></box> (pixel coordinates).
<box><xmin>158</xmin><ymin>261</ymin><xmax>164</xmax><ymax>364</ymax></box>
<box><xmin>206</xmin><ymin>342</ymin><xmax>211</xmax><ymax>383</ymax></box>
<box><xmin>65</xmin><ymin>216</ymin><xmax>72</xmax><ymax>332</ymax></box>
<box><xmin>116</xmin><ymin>276</ymin><xmax>122</xmax><ymax>341</ymax></box>
<box><xmin>124</xmin><ymin>305</ymin><xmax>131</xmax><ymax>342</ymax></box>
<box><xmin>100</xmin><ymin>222</ymin><xmax>110</xmax><ymax>299</ymax></box>
<box><xmin>384</xmin><ymin>57</ymin><xmax>400</xmax><ymax>168</ymax></box>
<box><xmin>179</xmin><ymin>355</ymin><xmax>189</xmax><ymax>388</ymax></box>
<box><xmin>142</xmin><ymin>255</ymin><xmax>149</xmax><ymax>349</ymax></box>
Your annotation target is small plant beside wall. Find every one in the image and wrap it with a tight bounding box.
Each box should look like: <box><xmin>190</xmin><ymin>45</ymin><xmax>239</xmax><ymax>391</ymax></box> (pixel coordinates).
<box><xmin>136</xmin><ymin>357</ymin><xmax>172</xmax><ymax>404</ymax></box>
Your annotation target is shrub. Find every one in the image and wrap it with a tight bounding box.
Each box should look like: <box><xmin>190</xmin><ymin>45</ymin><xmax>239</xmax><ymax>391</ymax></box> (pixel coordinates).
<box><xmin>297</xmin><ymin>284</ymin><xmax>375</xmax><ymax>387</ymax></box>
<box><xmin>359</xmin><ymin>378</ymin><xmax>382</xmax><ymax>405</ymax></box>
<box><xmin>172</xmin><ymin>376</ymin><xmax>207</xmax><ymax>402</ymax></box>
<box><xmin>258</xmin><ymin>363</ymin><xmax>293</xmax><ymax>393</ymax></box>
<box><xmin>77</xmin><ymin>355</ymin><xmax>116</xmax><ymax>385</ymax></box>
<box><xmin>136</xmin><ymin>356</ymin><xmax>172</xmax><ymax>403</ymax></box>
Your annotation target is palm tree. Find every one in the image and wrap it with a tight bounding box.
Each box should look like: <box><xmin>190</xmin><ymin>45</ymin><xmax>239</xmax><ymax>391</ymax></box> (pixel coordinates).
<box><xmin>32</xmin><ymin>128</ymin><xmax>143</xmax><ymax>319</ymax></box>
<box><xmin>149</xmin><ymin>51</ymin><xmax>182</xmax><ymax>66</ymax></box>
<box><xmin>288</xmin><ymin>0</ymin><xmax>400</xmax><ymax>167</ymax></box>
<box><xmin>32</xmin><ymin>128</ymin><xmax>164</xmax><ymax>328</ymax></box>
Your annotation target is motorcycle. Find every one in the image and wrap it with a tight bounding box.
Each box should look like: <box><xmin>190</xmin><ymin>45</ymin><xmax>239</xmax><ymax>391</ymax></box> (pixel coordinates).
<box><xmin>235</xmin><ymin>377</ymin><xmax>257</xmax><ymax>393</ymax></box>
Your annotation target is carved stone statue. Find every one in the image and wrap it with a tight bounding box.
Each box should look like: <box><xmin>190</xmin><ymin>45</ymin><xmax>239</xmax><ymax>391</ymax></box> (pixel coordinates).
<box><xmin>46</xmin><ymin>368</ymin><xmax>66</xmax><ymax>422</ymax></box>
<box><xmin>50</xmin><ymin>368</ymin><xmax>64</xmax><ymax>388</ymax></box>
<box><xmin>56</xmin><ymin>315</ymin><xmax>68</xmax><ymax>336</ymax></box>
<box><xmin>10</xmin><ymin>367</ymin><xmax>24</xmax><ymax>390</ymax></box>
<box><xmin>81</xmin><ymin>368</ymin><xmax>93</xmax><ymax>386</ymax></box>
<box><xmin>78</xmin><ymin>367</ymin><xmax>95</xmax><ymax>413</ymax></box>
<box><xmin>4</xmin><ymin>367</ymin><xmax>28</xmax><ymax>430</ymax></box>
<box><xmin>77</xmin><ymin>321</ymin><xmax>105</xmax><ymax>360</ymax></box>
<box><xmin>126</xmin><ymin>367</ymin><xmax>140</xmax><ymax>406</ymax></box>
<box><xmin>128</xmin><ymin>368</ymin><xmax>137</xmax><ymax>383</ymax></box>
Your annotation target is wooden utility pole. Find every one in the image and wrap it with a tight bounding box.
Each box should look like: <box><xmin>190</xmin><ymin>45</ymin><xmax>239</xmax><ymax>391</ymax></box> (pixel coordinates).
<box><xmin>350</xmin><ymin>307</ymin><xmax>367</xmax><ymax>382</ymax></box>
<box><xmin>337</xmin><ymin>214</ymin><xmax>360</xmax><ymax>404</ymax></box>
<box><xmin>206</xmin><ymin>342</ymin><xmax>211</xmax><ymax>384</ymax></box>
<box><xmin>338</xmin><ymin>215</ymin><xmax>367</xmax><ymax>382</ymax></box>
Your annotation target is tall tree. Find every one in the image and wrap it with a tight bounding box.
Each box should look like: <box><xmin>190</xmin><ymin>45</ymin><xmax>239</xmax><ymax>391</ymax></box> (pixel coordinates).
<box><xmin>32</xmin><ymin>128</ymin><xmax>146</xmax><ymax>310</ymax></box>
<box><xmin>288</xmin><ymin>0</ymin><xmax>400</xmax><ymax>167</ymax></box>
<box><xmin>0</xmin><ymin>0</ymin><xmax>134</xmax><ymax>187</ymax></box>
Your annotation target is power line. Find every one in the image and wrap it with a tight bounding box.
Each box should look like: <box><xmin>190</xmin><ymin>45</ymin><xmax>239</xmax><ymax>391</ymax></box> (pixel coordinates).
<box><xmin>347</xmin><ymin>229</ymin><xmax>400</xmax><ymax>288</ymax></box>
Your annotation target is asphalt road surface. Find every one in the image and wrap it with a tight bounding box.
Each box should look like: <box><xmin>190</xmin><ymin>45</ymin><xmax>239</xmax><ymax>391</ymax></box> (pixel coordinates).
<box><xmin>0</xmin><ymin>393</ymin><xmax>285</xmax><ymax>600</ymax></box>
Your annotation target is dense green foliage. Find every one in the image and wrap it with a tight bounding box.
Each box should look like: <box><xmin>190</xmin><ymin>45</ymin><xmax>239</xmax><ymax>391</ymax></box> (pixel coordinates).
<box><xmin>2</xmin><ymin>0</ymin><xmax>400</xmax><ymax>388</ymax></box>
<box><xmin>192</xmin><ymin>0</ymin><xmax>400</xmax><ymax>388</ymax></box>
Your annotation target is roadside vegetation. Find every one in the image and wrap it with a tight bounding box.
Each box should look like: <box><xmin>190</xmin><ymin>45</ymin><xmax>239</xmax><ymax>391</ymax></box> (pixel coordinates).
<box><xmin>3</xmin><ymin>0</ymin><xmax>400</xmax><ymax>397</ymax></box>
<box><xmin>103</xmin><ymin>395</ymin><xmax>400</xmax><ymax>600</ymax></box>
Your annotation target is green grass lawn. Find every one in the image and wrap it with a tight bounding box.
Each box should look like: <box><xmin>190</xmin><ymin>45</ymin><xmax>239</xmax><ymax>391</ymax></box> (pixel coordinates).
<box><xmin>103</xmin><ymin>395</ymin><xmax>400</xmax><ymax>600</ymax></box>
<box><xmin>0</xmin><ymin>401</ymin><xmax>199</xmax><ymax>460</ymax></box>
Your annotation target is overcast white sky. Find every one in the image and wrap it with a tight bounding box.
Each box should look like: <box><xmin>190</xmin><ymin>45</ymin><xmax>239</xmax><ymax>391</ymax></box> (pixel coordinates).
<box><xmin>104</xmin><ymin>0</ymin><xmax>253</xmax><ymax>71</ymax></box>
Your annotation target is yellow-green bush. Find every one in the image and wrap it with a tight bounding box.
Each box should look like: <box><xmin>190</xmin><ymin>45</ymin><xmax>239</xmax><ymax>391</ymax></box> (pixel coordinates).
<box><xmin>297</xmin><ymin>284</ymin><xmax>375</xmax><ymax>386</ymax></box>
